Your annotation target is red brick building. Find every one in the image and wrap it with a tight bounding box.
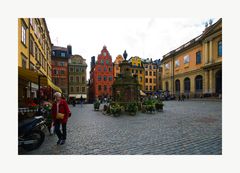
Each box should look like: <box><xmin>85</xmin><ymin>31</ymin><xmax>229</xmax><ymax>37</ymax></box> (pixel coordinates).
<box><xmin>51</xmin><ymin>45</ymin><xmax>72</xmax><ymax>97</ymax></box>
<box><xmin>89</xmin><ymin>46</ymin><xmax>113</xmax><ymax>102</ymax></box>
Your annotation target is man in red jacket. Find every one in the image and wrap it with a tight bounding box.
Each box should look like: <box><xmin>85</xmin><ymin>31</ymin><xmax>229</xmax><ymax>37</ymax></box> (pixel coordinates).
<box><xmin>51</xmin><ymin>92</ymin><xmax>71</xmax><ymax>145</ymax></box>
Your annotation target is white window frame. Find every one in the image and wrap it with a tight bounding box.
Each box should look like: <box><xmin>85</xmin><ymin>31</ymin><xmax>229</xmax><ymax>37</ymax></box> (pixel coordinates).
<box><xmin>184</xmin><ymin>55</ymin><xmax>190</xmax><ymax>64</ymax></box>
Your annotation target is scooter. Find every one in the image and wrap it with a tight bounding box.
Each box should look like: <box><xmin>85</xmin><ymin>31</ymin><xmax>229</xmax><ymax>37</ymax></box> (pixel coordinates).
<box><xmin>18</xmin><ymin>115</ymin><xmax>46</xmax><ymax>151</ymax></box>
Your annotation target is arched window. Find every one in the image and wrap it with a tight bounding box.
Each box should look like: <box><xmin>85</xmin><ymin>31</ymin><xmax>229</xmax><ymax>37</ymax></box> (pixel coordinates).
<box><xmin>195</xmin><ymin>75</ymin><xmax>203</xmax><ymax>93</ymax></box>
<box><xmin>184</xmin><ymin>77</ymin><xmax>190</xmax><ymax>93</ymax></box>
<box><xmin>175</xmin><ymin>79</ymin><xmax>180</xmax><ymax>94</ymax></box>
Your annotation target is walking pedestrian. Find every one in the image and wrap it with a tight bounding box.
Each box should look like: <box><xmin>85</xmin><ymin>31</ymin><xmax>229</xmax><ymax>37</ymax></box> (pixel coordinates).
<box><xmin>80</xmin><ymin>96</ymin><xmax>83</xmax><ymax>107</ymax></box>
<box><xmin>182</xmin><ymin>93</ymin><xmax>185</xmax><ymax>101</ymax></box>
<box><xmin>51</xmin><ymin>92</ymin><xmax>71</xmax><ymax>145</ymax></box>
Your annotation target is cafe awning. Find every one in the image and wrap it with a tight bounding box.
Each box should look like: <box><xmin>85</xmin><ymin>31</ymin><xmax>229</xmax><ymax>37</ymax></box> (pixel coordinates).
<box><xmin>140</xmin><ymin>90</ymin><xmax>146</xmax><ymax>96</ymax></box>
<box><xmin>18</xmin><ymin>67</ymin><xmax>62</xmax><ymax>93</ymax></box>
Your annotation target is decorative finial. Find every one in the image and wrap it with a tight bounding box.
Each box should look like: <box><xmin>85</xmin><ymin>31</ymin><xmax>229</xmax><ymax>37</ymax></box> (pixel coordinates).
<box><xmin>123</xmin><ymin>50</ymin><xmax>128</xmax><ymax>60</ymax></box>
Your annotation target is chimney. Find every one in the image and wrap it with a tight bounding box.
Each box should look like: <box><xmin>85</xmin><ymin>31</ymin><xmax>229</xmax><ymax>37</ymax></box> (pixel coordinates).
<box><xmin>67</xmin><ymin>45</ymin><xmax>72</xmax><ymax>56</ymax></box>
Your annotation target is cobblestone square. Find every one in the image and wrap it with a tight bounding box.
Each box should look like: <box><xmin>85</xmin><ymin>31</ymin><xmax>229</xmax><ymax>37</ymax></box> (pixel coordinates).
<box><xmin>21</xmin><ymin>100</ymin><xmax>222</xmax><ymax>155</ymax></box>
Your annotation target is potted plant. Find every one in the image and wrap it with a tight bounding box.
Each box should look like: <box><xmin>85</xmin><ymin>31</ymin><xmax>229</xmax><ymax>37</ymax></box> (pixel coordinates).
<box><xmin>110</xmin><ymin>103</ymin><xmax>122</xmax><ymax>117</ymax></box>
<box><xmin>155</xmin><ymin>101</ymin><xmax>164</xmax><ymax>112</ymax></box>
<box><xmin>127</xmin><ymin>102</ymin><xmax>138</xmax><ymax>116</ymax></box>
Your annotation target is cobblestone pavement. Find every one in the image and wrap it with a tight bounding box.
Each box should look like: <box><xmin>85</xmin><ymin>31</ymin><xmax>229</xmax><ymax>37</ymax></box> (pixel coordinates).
<box><xmin>20</xmin><ymin>100</ymin><xmax>222</xmax><ymax>155</ymax></box>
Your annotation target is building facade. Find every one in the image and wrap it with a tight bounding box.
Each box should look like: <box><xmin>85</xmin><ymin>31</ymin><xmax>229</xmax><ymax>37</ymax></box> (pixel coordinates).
<box><xmin>113</xmin><ymin>55</ymin><xmax>124</xmax><ymax>78</ymax></box>
<box><xmin>51</xmin><ymin>45</ymin><xmax>72</xmax><ymax>97</ymax></box>
<box><xmin>18</xmin><ymin>18</ymin><xmax>52</xmax><ymax>105</ymax></box>
<box><xmin>89</xmin><ymin>46</ymin><xmax>114</xmax><ymax>102</ymax></box>
<box><xmin>128</xmin><ymin>56</ymin><xmax>145</xmax><ymax>91</ymax></box>
<box><xmin>161</xmin><ymin>18</ymin><xmax>222</xmax><ymax>98</ymax></box>
<box><xmin>142</xmin><ymin>58</ymin><xmax>158</xmax><ymax>93</ymax></box>
<box><xmin>68</xmin><ymin>55</ymin><xmax>87</xmax><ymax>101</ymax></box>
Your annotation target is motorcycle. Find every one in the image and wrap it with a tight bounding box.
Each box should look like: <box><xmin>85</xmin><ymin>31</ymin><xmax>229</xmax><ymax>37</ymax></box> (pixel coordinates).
<box><xmin>18</xmin><ymin>115</ymin><xmax>46</xmax><ymax>151</ymax></box>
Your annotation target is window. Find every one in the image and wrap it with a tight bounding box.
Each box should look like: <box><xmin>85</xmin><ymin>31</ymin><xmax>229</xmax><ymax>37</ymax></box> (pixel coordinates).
<box><xmin>76</xmin><ymin>68</ymin><xmax>79</xmax><ymax>72</ymax></box>
<box><xmin>30</xmin><ymin>18</ymin><xmax>33</xmax><ymax>26</ymax></box>
<box><xmin>195</xmin><ymin>75</ymin><xmax>203</xmax><ymax>92</ymax></box>
<box><xmin>82</xmin><ymin>87</ymin><xmax>85</xmax><ymax>92</ymax></box>
<box><xmin>140</xmin><ymin>77</ymin><xmax>142</xmax><ymax>82</ymax></box>
<box><xmin>70</xmin><ymin>67</ymin><xmax>74</xmax><ymax>72</ymax></box>
<box><xmin>30</xmin><ymin>36</ymin><xmax>34</xmax><ymax>55</ymax></box>
<box><xmin>154</xmin><ymin>78</ymin><xmax>156</xmax><ymax>83</ymax></box>
<box><xmin>145</xmin><ymin>78</ymin><xmax>148</xmax><ymax>83</ymax></box>
<box><xmin>175</xmin><ymin>79</ymin><xmax>180</xmax><ymax>93</ymax></box>
<box><xmin>101</xmin><ymin>60</ymin><xmax>104</xmax><ymax>64</ymax></box>
<box><xmin>76</xmin><ymin>76</ymin><xmax>79</xmax><ymax>82</ymax></box>
<box><xmin>165</xmin><ymin>63</ymin><xmax>170</xmax><ymax>70</ymax></box>
<box><xmin>150</xmin><ymin>79</ymin><xmax>152</xmax><ymax>83</ymax></box>
<box><xmin>145</xmin><ymin>71</ymin><xmax>148</xmax><ymax>76</ymax></box>
<box><xmin>218</xmin><ymin>40</ymin><xmax>222</xmax><ymax>57</ymax></box>
<box><xmin>140</xmin><ymin>70</ymin><xmax>142</xmax><ymax>74</ymax></box>
<box><xmin>61</xmin><ymin>52</ymin><xmax>66</xmax><ymax>57</ymax></box>
<box><xmin>136</xmin><ymin>70</ymin><xmax>138</xmax><ymax>73</ymax></box>
<box><xmin>109</xmin><ymin>67</ymin><xmax>112</xmax><ymax>72</ymax></box>
<box><xmin>146</xmin><ymin>86</ymin><xmax>148</xmax><ymax>91</ymax></box>
<box><xmin>149</xmin><ymin>65</ymin><xmax>152</xmax><ymax>69</ymax></box>
<box><xmin>184</xmin><ymin>55</ymin><xmax>190</xmax><ymax>64</ymax></box>
<box><xmin>21</xmin><ymin>23</ymin><xmax>26</xmax><ymax>45</ymax></box>
<box><xmin>196</xmin><ymin>51</ymin><xmax>201</xmax><ymax>64</ymax></box>
<box><xmin>82</xmin><ymin>76</ymin><xmax>85</xmax><ymax>83</ymax></box>
<box><xmin>22</xmin><ymin>55</ymin><xmax>27</xmax><ymax>69</ymax></box>
<box><xmin>109</xmin><ymin>76</ymin><xmax>112</xmax><ymax>81</ymax></box>
<box><xmin>35</xmin><ymin>46</ymin><xmax>38</xmax><ymax>61</ymax></box>
<box><xmin>150</xmin><ymin>86</ymin><xmax>152</xmax><ymax>91</ymax></box>
<box><xmin>104</xmin><ymin>67</ymin><xmax>107</xmax><ymax>72</ymax></box>
<box><xmin>60</xmin><ymin>62</ymin><xmax>65</xmax><ymax>66</ymax></box>
<box><xmin>132</xmin><ymin>69</ymin><xmax>134</xmax><ymax>73</ymax></box>
<box><xmin>184</xmin><ymin>77</ymin><xmax>190</xmax><ymax>93</ymax></box>
<box><xmin>138</xmin><ymin>63</ymin><xmax>140</xmax><ymax>67</ymax></box>
<box><xmin>150</xmin><ymin>72</ymin><xmax>152</xmax><ymax>76</ymax></box>
<box><xmin>98</xmin><ymin>85</ymin><xmax>101</xmax><ymax>91</ymax></box>
<box><xmin>104</xmin><ymin>85</ymin><xmax>107</xmax><ymax>91</ymax></box>
<box><xmin>98</xmin><ymin>67</ymin><xmax>101</xmax><ymax>71</ymax></box>
<box><xmin>104</xmin><ymin>76</ymin><xmax>107</xmax><ymax>81</ymax></box>
<box><xmin>98</xmin><ymin>76</ymin><xmax>101</xmax><ymax>81</ymax></box>
<box><xmin>60</xmin><ymin>70</ymin><xmax>64</xmax><ymax>75</ymax></box>
<box><xmin>76</xmin><ymin>87</ymin><xmax>79</xmax><ymax>92</ymax></box>
<box><xmin>154</xmin><ymin>86</ymin><xmax>156</xmax><ymax>90</ymax></box>
<box><xmin>70</xmin><ymin>76</ymin><xmax>73</xmax><ymax>82</ymax></box>
<box><xmin>106</xmin><ymin>60</ymin><xmax>109</xmax><ymax>64</ymax></box>
<box><xmin>153</xmin><ymin>72</ymin><xmax>156</xmax><ymax>76</ymax></box>
<box><xmin>52</xmin><ymin>51</ymin><xmax>55</xmax><ymax>56</ymax></box>
<box><xmin>30</xmin><ymin>63</ymin><xmax>34</xmax><ymax>71</ymax></box>
<box><xmin>175</xmin><ymin>59</ymin><xmax>180</xmax><ymax>67</ymax></box>
<box><xmin>145</xmin><ymin>65</ymin><xmax>148</xmax><ymax>68</ymax></box>
<box><xmin>70</xmin><ymin>87</ymin><xmax>74</xmax><ymax>92</ymax></box>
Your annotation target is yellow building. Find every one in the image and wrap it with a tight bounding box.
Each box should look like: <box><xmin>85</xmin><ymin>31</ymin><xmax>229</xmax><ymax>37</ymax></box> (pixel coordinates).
<box><xmin>128</xmin><ymin>56</ymin><xmax>145</xmax><ymax>90</ymax></box>
<box><xmin>18</xmin><ymin>18</ymin><xmax>58</xmax><ymax>105</ymax></box>
<box><xmin>142</xmin><ymin>58</ymin><xmax>158</xmax><ymax>93</ymax></box>
<box><xmin>113</xmin><ymin>55</ymin><xmax>124</xmax><ymax>78</ymax></box>
<box><xmin>161</xmin><ymin>18</ymin><xmax>222</xmax><ymax>98</ymax></box>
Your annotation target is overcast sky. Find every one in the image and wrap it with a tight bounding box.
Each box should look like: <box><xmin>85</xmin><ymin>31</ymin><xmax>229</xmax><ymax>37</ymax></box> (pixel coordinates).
<box><xmin>46</xmin><ymin>18</ymin><xmax>216</xmax><ymax>79</ymax></box>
